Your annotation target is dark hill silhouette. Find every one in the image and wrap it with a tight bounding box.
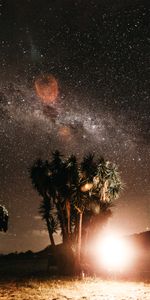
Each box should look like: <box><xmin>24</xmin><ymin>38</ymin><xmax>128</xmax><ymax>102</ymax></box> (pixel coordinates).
<box><xmin>0</xmin><ymin>231</ymin><xmax>150</xmax><ymax>279</ymax></box>
<box><xmin>0</xmin><ymin>231</ymin><xmax>150</xmax><ymax>259</ymax></box>
<box><xmin>128</xmin><ymin>231</ymin><xmax>150</xmax><ymax>250</ymax></box>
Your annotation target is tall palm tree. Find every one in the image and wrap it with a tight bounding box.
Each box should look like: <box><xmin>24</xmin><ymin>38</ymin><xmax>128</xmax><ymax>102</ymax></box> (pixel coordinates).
<box><xmin>67</xmin><ymin>154</ymin><xmax>97</xmax><ymax>270</ymax></box>
<box><xmin>83</xmin><ymin>159</ymin><xmax>122</xmax><ymax>244</ymax></box>
<box><xmin>0</xmin><ymin>205</ymin><xmax>8</xmax><ymax>232</ymax></box>
<box><xmin>50</xmin><ymin>150</ymin><xmax>69</xmax><ymax>243</ymax></box>
<box><xmin>65</xmin><ymin>155</ymin><xmax>79</xmax><ymax>237</ymax></box>
<box><xmin>39</xmin><ymin>196</ymin><xmax>57</xmax><ymax>246</ymax></box>
<box><xmin>30</xmin><ymin>159</ymin><xmax>56</xmax><ymax>246</ymax></box>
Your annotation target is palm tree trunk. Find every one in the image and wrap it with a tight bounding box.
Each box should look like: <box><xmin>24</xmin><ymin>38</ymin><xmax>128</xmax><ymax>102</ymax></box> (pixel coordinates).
<box><xmin>49</xmin><ymin>230</ymin><xmax>55</xmax><ymax>246</ymax></box>
<box><xmin>66</xmin><ymin>199</ymin><xmax>71</xmax><ymax>235</ymax></box>
<box><xmin>101</xmin><ymin>180</ymin><xmax>108</xmax><ymax>201</ymax></box>
<box><xmin>56</xmin><ymin>201</ymin><xmax>67</xmax><ymax>243</ymax></box>
<box><xmin>46</xmin><ymin>218</ymin><xmax>55</xmax><ymax>246</ymax></box>
<box><xmin>77</xmin><ymin>212</ymin><xmax>83</xmax><ymax>269</ymax></box>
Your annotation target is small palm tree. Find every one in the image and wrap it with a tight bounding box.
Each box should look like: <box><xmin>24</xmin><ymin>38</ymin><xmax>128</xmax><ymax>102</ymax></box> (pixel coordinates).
<box><xmin>0</xmin><ymin>205</ymin><xmax>9</xmax><ymax>232</ymax></box>
<box><xmin>39</xmin><ymin>197</ymin><xmax>57</xmax><ymax>246</ymax></box>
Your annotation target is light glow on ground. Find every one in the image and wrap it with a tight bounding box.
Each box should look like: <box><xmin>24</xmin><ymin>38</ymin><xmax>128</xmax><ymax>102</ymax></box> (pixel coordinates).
<box><xmin>0</xmin><ymin>278</ymin><xmax>149</xmax><ymax>300</ymax></box>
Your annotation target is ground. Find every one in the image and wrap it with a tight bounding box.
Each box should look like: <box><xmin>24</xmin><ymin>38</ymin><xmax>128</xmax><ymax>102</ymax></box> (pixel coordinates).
<box><xmin>0</xmin><ymin>278</ymin><xmax>150</xmax><ymax>300</ymax></box>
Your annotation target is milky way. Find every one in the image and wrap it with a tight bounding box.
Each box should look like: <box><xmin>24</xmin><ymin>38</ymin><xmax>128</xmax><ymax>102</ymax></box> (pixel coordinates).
<box><xmin>0</xmin><ymin>77</ymin><xmax>145</xmax><ymax>165</ymax></box>
<box><xmin>0</xmin><ymin>0</ymin><xmax>149</xmax><ymax>253</ymax></box>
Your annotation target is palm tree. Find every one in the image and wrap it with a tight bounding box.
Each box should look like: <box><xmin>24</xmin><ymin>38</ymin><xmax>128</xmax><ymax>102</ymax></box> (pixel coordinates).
<box><xmin>65</xmin><ymin>155</ymin><xmax>79</xmax><ymax>237</ymax></box>
<box><xmin>80</xmin><ymin>153</ymin><xmax>97</xmax><ymax>181</ymax></box>
<box><xmin>30</xmin><ymin>151</ymin><xmax>122</xmax><ymax>275</ymax></box>
<box><xmin>76</xmin><ymin>157</ymin><xmax>122</xmax><ymax>271</ymax></box>
<box><xmin>83</xmin><ymin>159</ymin><xmax>122</xmax><ymax>246</ymax></box>
<box><xmin>50</xmin><ymin>150</ymin><xmax>69</xmax><ymax>243</ymax></box>
<box><xmin>66</xmin><ymin>154</ymin><xmax>97</xmax><ymax>271</ymax></box>
<box><xmin>30</xmin><ymin>159</ymin><xmax>56</xmax><ymax>246</ymax></box>
<box><xmin>39</xmin><ymin>196</ymin><xmax>57</xmax><ymax>246</ymax></box>
<box><xmin>0</xmin><ymin>205</ymin><xmax>8</xmax><ymax>232</ymax></box>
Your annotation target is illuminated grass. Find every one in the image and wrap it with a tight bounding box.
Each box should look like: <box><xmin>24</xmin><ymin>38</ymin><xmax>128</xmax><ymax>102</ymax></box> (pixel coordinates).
<box><xmin>0</xmin><ymin>278</ymin><xmax>150</xmax><ymax>300</ymax></box>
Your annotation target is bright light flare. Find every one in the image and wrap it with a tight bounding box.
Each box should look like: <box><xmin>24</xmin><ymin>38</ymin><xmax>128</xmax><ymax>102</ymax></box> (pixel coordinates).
<box><xmin>92</xmin><ymin>233</ymin><xmax>134</xmax><ymax>272</ymax></box>
<box><xmin>80</xmin><ymin>183</ymin><xmax>93</xmax><ymax>192</ymax></box>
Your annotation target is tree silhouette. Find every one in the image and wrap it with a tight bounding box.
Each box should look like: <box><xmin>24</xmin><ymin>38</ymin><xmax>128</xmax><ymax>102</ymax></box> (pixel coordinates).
<box><xmin>0</xmin><ymin>205</ymin><xmax>9</xmax><ymax>232</ymax></box>
<box><xmin>30</xmin><ymin>159</ymin><xmax>56</xmax><ymax>246</ymax></box>
<box><xmin>30</xmin><ymin>151</ymin><xmax>122</xmax><ymax>274</ymax></box>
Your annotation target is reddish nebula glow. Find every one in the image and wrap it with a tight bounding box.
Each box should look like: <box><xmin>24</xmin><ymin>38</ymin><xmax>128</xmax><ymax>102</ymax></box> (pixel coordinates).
<box><xmin>34</xmin><ymin>74</ymin><xmax>58</xmax><ymax>104</ymax></box>
<box><xmin>59</xmin><ymin>126</ymin><xmax>71</xmax><ymax>139</ymax></box>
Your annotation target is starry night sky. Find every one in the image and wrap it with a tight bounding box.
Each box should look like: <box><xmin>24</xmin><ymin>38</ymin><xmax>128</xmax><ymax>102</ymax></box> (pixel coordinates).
<box><xmin>0</xmin><ymin>0</ymin><xmax>150</xmax><ymax>253</ymax></box>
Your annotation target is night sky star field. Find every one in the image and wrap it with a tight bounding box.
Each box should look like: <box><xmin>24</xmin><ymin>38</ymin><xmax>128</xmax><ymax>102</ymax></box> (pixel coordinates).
<box><xmin>0</xmin><ymin>0</ymin><xmax>149</xmax><ymax>253</ymax></box>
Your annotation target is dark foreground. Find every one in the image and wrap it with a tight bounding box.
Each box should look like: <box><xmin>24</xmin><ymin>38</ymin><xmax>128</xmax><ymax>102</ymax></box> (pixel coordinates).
<box><xmin>0</xmin><ymin>277</ymin><xmax>150</xmax><ymax>300</ymax></box>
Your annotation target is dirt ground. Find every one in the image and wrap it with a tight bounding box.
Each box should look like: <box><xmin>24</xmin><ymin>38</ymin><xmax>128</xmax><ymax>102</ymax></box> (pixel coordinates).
<box><xmin>0</xmin><ymin>278</ymin><xmax>150</xmax><ymax>300</ymax></box>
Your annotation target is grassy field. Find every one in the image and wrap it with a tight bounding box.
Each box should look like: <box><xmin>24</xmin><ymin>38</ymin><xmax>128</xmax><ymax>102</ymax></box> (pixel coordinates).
<box><xmin>0</xmin><ymin>278</ymin><xmax>150</xmax><ymax>300</ymax></box>
<box><xmin>0</xmin><ymin>257</ymin><xmax>150</xmax><ymax>300</ymax></box>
